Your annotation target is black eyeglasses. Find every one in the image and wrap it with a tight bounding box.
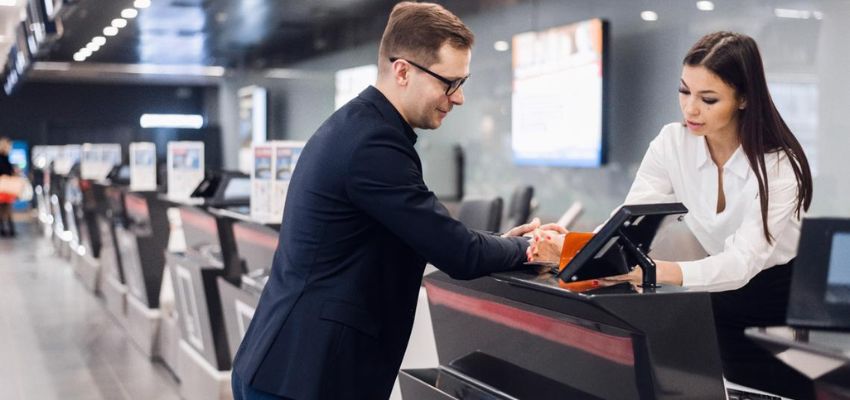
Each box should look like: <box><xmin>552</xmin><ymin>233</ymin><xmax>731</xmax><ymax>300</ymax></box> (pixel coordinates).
<box><xmin>389</xmin><ymin>57</ymin><xmax>469</xmax><ymax>96</ymax></box>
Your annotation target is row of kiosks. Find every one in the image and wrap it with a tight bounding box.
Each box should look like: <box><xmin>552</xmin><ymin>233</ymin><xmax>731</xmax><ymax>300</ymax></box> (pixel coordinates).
<box><xmin>32</xmin><ymin>138</ymin><xmax>300</xmax><ymax>400</ymax></box>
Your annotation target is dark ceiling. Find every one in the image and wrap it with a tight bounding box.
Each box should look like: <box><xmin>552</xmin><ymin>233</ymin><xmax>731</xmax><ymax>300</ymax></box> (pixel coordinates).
<box><xmin>44</xmin><ymin>0</ymin><xmax>519</xmax><ymax>68</ymax></box>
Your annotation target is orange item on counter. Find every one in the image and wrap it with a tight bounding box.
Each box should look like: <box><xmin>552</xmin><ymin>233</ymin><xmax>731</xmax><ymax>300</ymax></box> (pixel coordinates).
<box><xmin>559</xmin><ymin>279</ymin><xmax>600</xmax><ymax>292</ymax></box>
<box><xmin>557</xmin><ymin>231</ymin><xmax>594</xmax><ymax>289</ymax></box>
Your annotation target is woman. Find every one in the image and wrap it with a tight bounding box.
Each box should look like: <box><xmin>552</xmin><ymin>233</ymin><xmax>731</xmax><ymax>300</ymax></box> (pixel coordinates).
<box><xmin>532</xmin><ymin>32</ymin><xmax>814</xmax><ymax>398</ymax></box>
<box><xmin>0</xmin><ymin>137</ymin><xmax>16</xmax><ymax>237</ymax></box>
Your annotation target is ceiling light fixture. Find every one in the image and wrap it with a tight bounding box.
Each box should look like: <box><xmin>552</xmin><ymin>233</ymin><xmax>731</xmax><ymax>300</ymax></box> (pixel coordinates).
<box><xmin>104</xmin><ymin>26</ymin><xmax>119</xmax><ymax>36</ymax></box>
<box><xmin>774</xmin><ymin>8</ymin><xmax>822</xmax><ymax>19</ymax></box>
<box><xmin>134</xmin><ymin>0</ymin><xmax>151</xmax><ymax>9</ymax></box>
<box><xmin>111</xmin><ymin>18</ymin><xmax>127</xmax><ymax>28</ymax></box>
<box><xmin>73</xmin><ymin>53</ymin><xmax>86</xmax><ymax>62</ymax></box>
<box><xmin>640</xmin><ymin>10</ymin><xmax>659</xmax><ymax>21</ymax></box>
<box><xmin>121</xmin><ymin>8</ymin><xmax>138</xmax><ymax>19</ymax></box>
<box><xmin>493</xmin><ymin>40</ymin><xmax>510</xmax><ymax>52</ymax></box>
<box><xmin>79</xmin><ymin>48</ymin><xmax>93</xmax><ymax>57</ymax></box>
<box><xmin>92</xmin><ymin>36</ymin><xmax>106</xmax><ymax>46</ymax></box>
<box><xmin>696</xmin><ymin>1</ymin><xmax>714</xmax><ymax>11</ymax></box>
<box><xmin>86</xmin><ymin>42</ymin><xmax>101</xmax><ymax>51</ymax></box>
<box><xmin>140</xmin><ymin>114</ymin><xmax>204</xmax><ymax>129</ymax></box>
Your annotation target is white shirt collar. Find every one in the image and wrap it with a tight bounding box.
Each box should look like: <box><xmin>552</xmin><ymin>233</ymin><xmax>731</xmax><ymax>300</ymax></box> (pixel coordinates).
<box><xmin>695</xmin><ymin>135</ymin><xmax>749</xmax><ymax>179</ymax></box>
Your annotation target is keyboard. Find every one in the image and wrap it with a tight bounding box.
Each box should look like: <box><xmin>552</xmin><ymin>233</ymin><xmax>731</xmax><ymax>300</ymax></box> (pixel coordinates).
<box><xmin>727</xmin><ymin>388</ymin><xmax>782</xmax><ymax>400</ymax></box>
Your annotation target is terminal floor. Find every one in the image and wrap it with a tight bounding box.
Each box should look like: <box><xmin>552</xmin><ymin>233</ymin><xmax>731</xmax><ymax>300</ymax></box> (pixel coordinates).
<box><xmin>0</xmin><ymin>221</ymin><xmax>181</xmax><ymax>400</ymax></box>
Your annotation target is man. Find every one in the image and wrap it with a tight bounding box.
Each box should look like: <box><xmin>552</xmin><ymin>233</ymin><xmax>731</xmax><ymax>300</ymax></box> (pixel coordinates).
<box><xmin>231</xmin><ymin>3</ymin><xmax>559</xmax><ymax>399</ymax></box>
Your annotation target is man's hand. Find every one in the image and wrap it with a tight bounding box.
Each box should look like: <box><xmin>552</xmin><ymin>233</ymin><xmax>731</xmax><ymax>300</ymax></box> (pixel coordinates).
<box><xmin>527</xmin><ymin>230</ymin><xmax>565</xmax><ymax>263</ymax></box>
<box><xmin>502</xmin><ymin>218</ymin><xmax>568</xmax><ymax>238</ymax></box>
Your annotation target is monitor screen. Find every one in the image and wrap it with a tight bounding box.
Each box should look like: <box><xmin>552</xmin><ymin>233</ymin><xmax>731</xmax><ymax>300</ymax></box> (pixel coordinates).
<box><xmin>223</xmin><ymin>177</ymin><xmax>251</xmax><ymax>200</ymax></box>
<box><xmin>558</xmin><ymin>203</ymin><xmax>687</xmax><ymax>282</ymax></box>
<box><xmin>825</xmin><ymin>232</ymin><xmax>850</xmax><ymax>305</ymax></box>
<box><xmin>511</xmin><ymin>18</ymin><xmax>608</xmax><ymax>167</ymax></box>
<box><xmin>787</xmin><ymin>218</ymin><xmax>850</xmax><ymax>330</ymax></box>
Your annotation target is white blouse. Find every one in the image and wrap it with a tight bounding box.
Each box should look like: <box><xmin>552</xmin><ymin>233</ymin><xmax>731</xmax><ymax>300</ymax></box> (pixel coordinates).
<box><xmin>624</xmin><ymin>122</ymin><xmax>803</xmax><ymax>292</ymax></box>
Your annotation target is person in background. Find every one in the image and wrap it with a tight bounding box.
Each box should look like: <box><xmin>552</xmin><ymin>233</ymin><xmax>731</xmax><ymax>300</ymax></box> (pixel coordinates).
<box><xmin>230</xmin><ymin>3</ymin><xmax>564</xmax><ymax>399</ymax></box>
<box><xmin>531</xmin><ymin>31</ymin><xmax>814</xmax><ymax>399</ymax></box>
<box><xmin>0</xmin><ymin>137</ymin><xmax>17</xmax><ymax>237</ymax></box>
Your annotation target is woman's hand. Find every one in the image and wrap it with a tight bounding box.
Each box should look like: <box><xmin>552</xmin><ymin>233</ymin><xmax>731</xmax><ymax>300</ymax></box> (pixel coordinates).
<box><xmin>527</xmin><ymin>229</ymin><xmax>566</xmax><ymax>263</ymax></box>
<box><xmin>600</xmin><ymin>260</ymin><xmax>684</xmax><ymax>286</ymax></box>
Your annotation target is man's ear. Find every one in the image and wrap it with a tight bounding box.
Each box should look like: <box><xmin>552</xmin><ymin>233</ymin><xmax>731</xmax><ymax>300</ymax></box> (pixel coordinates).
<box><xmin>393</xmin><ymin>60</ymin><xmax>409</xmax><ymax>87</ymax></box>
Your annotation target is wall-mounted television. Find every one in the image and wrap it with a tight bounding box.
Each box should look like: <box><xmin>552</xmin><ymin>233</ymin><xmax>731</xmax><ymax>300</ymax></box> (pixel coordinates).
<box><xmin>511</xmin><ymin>18</ymin><xmax>608</xmax><ymax>167</ymax></box>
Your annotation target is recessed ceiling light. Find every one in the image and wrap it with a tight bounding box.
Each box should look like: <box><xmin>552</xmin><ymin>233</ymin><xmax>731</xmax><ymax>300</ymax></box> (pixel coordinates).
<box><xmin>493</xmin><ymin>40</ymin><xmax>509</xmax><ymax>52</ymax></box>
<box><xmin>774</xmin><ymin>8</ymin><xmax>812</xmax><ymax>19</ymax></box>
<box><xmin>112</xmin><ymin>18</ymin><xmax>127</xmax><ymax>28</ymax></box>
<box><xmin>103</xmin><ymin>26</ymin><xmax>119</xmax><ymax>36</ymax></box>
<box><xmin>92</xmin><ymin>36</ymin><xmax>106</xmax><ymax>46</ymax></box>
<box><xmin>121</xmin><ymin>8</ymin><xmax>138</xmax><ymax>19</ymax></box>
<box><xmin>79</xmin><ymin>48</ymin><xmax>93</xmax><ymax>57</ymax></box>
<box><xmin>640</xmin><ymin>10</ymin><xmax>659</xmax><ymax>21</ymax></box>
<box><xmin>133</xmin><ymin>0</ymin><xmax>151</xmax><ymax>9</ymax></box>
<box><xmin>73</xmin><ymin>53</ymin><xmax>86</xmax><ymax>61</ymax></box>
<box><xmin>696</xmin><ymin>1</ymin><xmax>714</xmax><ymax>11</ymax></box>
<box><xmin>86</xmin><ymin>42</ymin><xmax>101</xmax><ymax>51</ymax></box>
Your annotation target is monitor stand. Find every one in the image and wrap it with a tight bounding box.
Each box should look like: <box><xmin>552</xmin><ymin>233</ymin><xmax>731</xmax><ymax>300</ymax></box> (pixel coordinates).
<box><xmin>617</xmin><ymin>228</ymin><xmax>658</xmax><ymax>291</ymax></box>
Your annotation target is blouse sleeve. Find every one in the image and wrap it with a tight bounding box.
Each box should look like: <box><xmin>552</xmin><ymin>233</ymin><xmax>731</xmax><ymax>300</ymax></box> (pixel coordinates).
<box><xmin>678</xmin><ymin>152</ymin><xmax>801</xmax><ymax>291</ymax></box>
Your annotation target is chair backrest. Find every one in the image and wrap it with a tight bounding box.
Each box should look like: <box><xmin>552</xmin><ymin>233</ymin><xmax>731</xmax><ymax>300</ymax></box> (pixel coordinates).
<box><xmin>457</xmin><ymin>197</ymin><xmax>503</xmax><ymax>233</ymax></box>
<box><xmin>503</xmin><ymin>185</ymin><xmax>534</xmax><ymax>231</ymax></box>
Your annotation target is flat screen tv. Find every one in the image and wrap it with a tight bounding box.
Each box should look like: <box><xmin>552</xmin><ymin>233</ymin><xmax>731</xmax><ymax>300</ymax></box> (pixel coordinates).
<box><xmin>511</xmin><ymin>18</ymin><xmax>608</xmax><ymax>167</ymax></box>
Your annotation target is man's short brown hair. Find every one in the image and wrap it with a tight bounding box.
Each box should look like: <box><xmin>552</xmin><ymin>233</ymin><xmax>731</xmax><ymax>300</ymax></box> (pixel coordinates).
<box><xmin>378</xmin><ymin>2</ymin><xmax>474</xmax><ymax>67</ymax></box>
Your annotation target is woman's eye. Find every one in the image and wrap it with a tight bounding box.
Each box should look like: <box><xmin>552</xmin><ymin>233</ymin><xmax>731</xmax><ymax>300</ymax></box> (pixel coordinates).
<box><xmin>702</xmin><ymin>98</ymin><xmax>718</xmax><ymax>105</ymax></box>
<box><xmin>678</xmin><ymin>88</ymin><xmax>690</xmax><ymax>95</ymax></box>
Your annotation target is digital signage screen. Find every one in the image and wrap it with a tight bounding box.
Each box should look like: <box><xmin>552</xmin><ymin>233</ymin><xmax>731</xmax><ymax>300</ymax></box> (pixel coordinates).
<box><xmin>511</xmin><ymin>18</ymin><xmax>608</xmax><ymax>167</ymax></box>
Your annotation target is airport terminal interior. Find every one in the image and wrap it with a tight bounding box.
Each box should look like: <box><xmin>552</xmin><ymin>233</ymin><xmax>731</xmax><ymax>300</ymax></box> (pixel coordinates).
<box><xmin>1</xmin><ymin>0</ymin><xmax>849</xmax><ymax>399</ymax></box>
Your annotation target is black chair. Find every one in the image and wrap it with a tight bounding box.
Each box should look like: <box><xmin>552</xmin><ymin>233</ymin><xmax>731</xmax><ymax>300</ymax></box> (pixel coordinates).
<box><xmin>502</xmin><ymin>185</ymin><xmax>534</xmax><ymax>231</ymax></box>
<box><xmin>457</xmin><ymin>197</ymin><xmax>503</xmax><ymax>233</ymax></box>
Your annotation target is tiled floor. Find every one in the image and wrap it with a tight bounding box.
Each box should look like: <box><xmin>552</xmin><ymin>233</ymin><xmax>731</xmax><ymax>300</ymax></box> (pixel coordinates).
<box><xmin>0</xmin><ymin>220</ymin><xmax>181</xmax><ymax>400</ymax></box>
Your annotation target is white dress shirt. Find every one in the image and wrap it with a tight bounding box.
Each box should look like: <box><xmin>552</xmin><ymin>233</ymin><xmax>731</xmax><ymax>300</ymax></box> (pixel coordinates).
<box><xmin>623</xmin><ymin>122</ymin><xmax>803</xmax><ymax>292</ymax></box>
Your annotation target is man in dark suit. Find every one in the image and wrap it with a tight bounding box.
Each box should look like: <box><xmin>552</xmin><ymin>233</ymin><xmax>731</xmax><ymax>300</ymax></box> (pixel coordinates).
<box><xmin>231</xmin><ymin>2</ymin><xmax>561</xmax><ymax>399</ymax></box>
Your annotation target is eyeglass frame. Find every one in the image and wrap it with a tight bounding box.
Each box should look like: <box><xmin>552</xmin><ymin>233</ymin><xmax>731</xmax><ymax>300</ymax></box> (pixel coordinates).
<box><xmin>389</xmin><ymin>57</ymin><xmax>469</xmax><ymax>96</ymax></box>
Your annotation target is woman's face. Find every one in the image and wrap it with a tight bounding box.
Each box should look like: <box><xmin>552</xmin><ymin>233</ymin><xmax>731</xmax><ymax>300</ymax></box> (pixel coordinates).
<box><xmin>678</xmin><ymin>65</ymin><xmax>745</xmax><ymax>140</ymax></box>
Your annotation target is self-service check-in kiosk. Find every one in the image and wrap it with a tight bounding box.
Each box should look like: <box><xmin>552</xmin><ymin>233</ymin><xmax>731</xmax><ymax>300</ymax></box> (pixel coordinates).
<box><xmin>114</xmin><ymin>190</ymin><xmax>171</xmax><ymax>357</ymax></box>
<box><xmin>70</xmin><ymin>144</ymin><xmax>123</xmax><ymax>294</ymax></box>
<box><xmin>96</xmin><ymin>166</ymin><xmax>132</xmax><ymax>324</ymax></box>
<box><xmin>399</xmin><ymin>204</ymin><xmax>727</xmax><ymax>400</ymax></box>
<box><xmin>158</xmin><ymin>170</ymin><xmax>251</xmax><ymax>400</ymax></box>
<box><xmin>216</xmin><ymin>219</ymin><xmax>278</xmax><ymax>359</ymax></box>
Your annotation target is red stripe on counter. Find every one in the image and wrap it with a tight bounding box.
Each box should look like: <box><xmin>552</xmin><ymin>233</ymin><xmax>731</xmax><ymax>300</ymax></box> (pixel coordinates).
<box><xmin>233</xmin><ymin>224</ymin><xmax>279</xmax><ymax>251</ymax></box>
<box><xmin>124</xmin><ymin>194</ymin><xmax>149</xmax><ymax>217</ymax></box>
<box><xmin>179</xmin><ymin>208</ymin><xmax>218</xmax><ymax>233</ymax></box>
<box><xmin>425</xmin><ymin>282</ymin><xmax>635</xmax><ymax>366</ymax></box>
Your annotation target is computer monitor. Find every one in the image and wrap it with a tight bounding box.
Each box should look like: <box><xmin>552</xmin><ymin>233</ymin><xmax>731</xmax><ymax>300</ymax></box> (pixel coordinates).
<box><xmin>558</xmin><ymin>203</ymin><xmax>688</xmax><ymax>283</ymax></box>
<box><xmin>787</xmin><ymin>218</ymin><xmax>850</xmax><ymax>331</ymax></box>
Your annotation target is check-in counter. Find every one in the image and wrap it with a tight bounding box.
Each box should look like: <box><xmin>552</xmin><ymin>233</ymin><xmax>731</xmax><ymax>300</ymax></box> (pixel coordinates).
<box><xmin>398</xmin><ymin>271</ymin><xmax>726</xmax><ymax>400</ymax></box>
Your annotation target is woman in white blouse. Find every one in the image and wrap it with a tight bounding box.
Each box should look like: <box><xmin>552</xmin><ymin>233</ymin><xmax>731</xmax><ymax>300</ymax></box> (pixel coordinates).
<box><xmin>532</xmin><ymin>31</ymin><xmax>814</xmax><ymax>398</ymax></box>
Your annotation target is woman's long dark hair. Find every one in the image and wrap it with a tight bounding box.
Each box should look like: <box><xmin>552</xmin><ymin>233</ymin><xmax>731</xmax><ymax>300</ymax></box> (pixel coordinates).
<box><xmin>683</xmin><ymin>32</ymin><xmax>813</xmax><ymax>243</ymax></box>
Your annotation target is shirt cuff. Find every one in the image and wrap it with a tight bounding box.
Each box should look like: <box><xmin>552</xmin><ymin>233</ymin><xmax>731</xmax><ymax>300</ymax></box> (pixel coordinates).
<box><xmin>678</xmin><ymin>260</ymin><xmax>704</xmax><ymax>287</ymax></box>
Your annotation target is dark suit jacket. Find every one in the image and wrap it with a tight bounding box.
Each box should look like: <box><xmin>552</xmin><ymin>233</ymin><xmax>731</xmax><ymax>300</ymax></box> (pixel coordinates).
<box><xmin>233</xmin><ymin>86</ymin><xmax>529</xmax><ymax>399</ymax></box>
